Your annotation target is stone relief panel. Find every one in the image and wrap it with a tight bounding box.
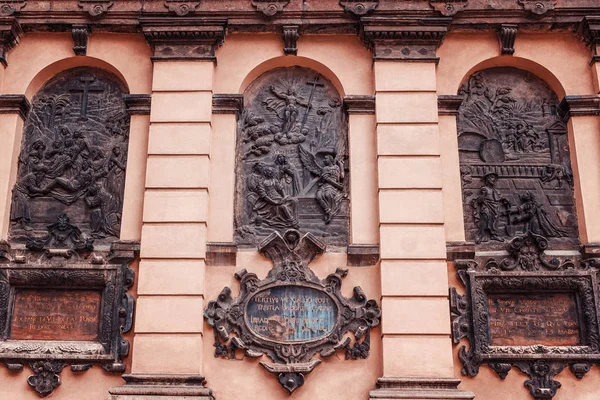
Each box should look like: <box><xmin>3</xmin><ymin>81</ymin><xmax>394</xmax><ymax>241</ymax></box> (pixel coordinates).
<box><xmin>8</xmin><ymin>67</ymin><xmax>130</xmax><ymax>249</ymax></box>
<box><xmin>458</xmin><ymin>67</ymin><xmax>578</xmax><ymax>250</ymax></box>
<box><xmin>234</xmin><ymin>67</ymin><xmax>349</xmax><ymax>248</ymax></box>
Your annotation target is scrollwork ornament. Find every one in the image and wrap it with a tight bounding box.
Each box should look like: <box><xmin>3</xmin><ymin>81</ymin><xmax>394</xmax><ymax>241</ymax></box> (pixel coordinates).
<box><xmin>78</xmin><ymin>0</ymin><xmax>113</xmax><ymax>18</ymax></box>
<box><xmin>429</xmin><ymin>0</ymin><xmax>468</xmax><ymax>16</ymax></box>
<box><xmin>163</xmin><ymin>1</ymin><xmax>201</xmax><ymax>16</ymax></box>
<box><xmin>339</xmin><ymin>0</ymin><xmax>379</xmax><ymax>16</ymax></box>
<box><xmin>204</xmin><ymin>230</ymin><xmax>380</xmax><ymax>393</ymax></box>
<box><xmin>251</xmin><ymin>0</ymin><xmax>290</xmax><ymax>17</ymax></box>
<box><xmin>518</xmin><ymin>0</ymin><xmax>556</xmax><ymax>16</ymax></box>
<box><xmin>27</xmin><ymin>360</ymin><xmax>65</xmax><ymax>397</ymax></box>
<box><xmin>0</xmin><ymin>1</ymin><xmax>25</xmax><ymax>16</ymax></box>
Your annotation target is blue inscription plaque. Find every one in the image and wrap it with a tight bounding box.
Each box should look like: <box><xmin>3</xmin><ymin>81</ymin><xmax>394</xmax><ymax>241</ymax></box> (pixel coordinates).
<box><xmin>246</xmin><ymin>286</ymin><xmax>338</xmax><ymax>342</ymax></box>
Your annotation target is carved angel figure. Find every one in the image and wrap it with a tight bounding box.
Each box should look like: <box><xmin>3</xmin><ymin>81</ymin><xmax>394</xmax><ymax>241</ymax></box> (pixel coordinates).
<box><xmin>298</xmin><ymin>145</ymin><xmax>346</xmax><ymax>224</ymax></box>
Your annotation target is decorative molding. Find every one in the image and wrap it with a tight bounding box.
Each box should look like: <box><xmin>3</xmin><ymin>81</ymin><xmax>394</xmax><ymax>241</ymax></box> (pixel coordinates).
<box><xmin>437</xmin><ymin>94</ymin><xmax>463</xmax><ymax>115</ymax></box>
<box><xmin>123</xmin><ymin>94</ymin><xmax>152</xmax><ymax>115</ymax></box>
<box><xmin>429</xmin><ymin>0</ymin><xmax>468</xmax><ymax>17</ymax></box>
<box><xmin>498</xmin><ymin>24</ymin><xmax>517</xmax><ymax>55</ymax></box>
<box><xmin>559</xmin><ymin>95</ymin><xmax>600</xmax><ymax>121</ymax></box>
<box><xmin>251</xmin><ymin>0</ymin><xmax>290</xmax><ymax>17</ymax></box>
<box><xmin>347</xmin><ymin>244</ymin><xmax>379</xmax><ymax>266</ymax></box>
<box><xmin>0</xmin><ymin>241</ymin><xmax>138</xmax><ymax>398</ymax></box>
<box><xmin>446</xmin><ymin>242</ymin><xmax>475</xmax><ymax>261</ymax></box>
<box><xmin>577</xmin><ymin>16</ymin><xmax>600</xmax><ymax>64</ymax></box>
<box><xmin>72</xmin><ymin>24</ymin><xmax>89</xmax><ymax>56</ymax></box>
<box><xmin>0</xmin><ymin>0</ymin><xmax>25</xmax><ymax>16</ymax></box>
<box><xmin>205</xmin><ymin>230</ymin><xmax>380</xmax><ymax>394</ymax></box>
<box><xmin>339</xmin><ymin>0</ymin><xmax>379</xmax><ymax>16</ymax></box>
<box><xmin>581</xmin><ymin>243</ymin><xmax>600</xmax><ymax>259</ymax></box>
<box><xmin>212</xmin><ymin>94</ymin><xmax>244</xmax><ymax>114</ymax></box>
<box><xmin>142</xmin><ymin>22</ymin><xmax>227</xmax><ymax>61</ymax></box>
<box><xmin>344</xmin><ymin>95</ymin><xmax>375</xmax><ymax>114</ymax></box>
<box><xmin>0</xmin><ymin>17</ymin><xmax>21</xmax><ymax>67</ymax></box>
<box><xmin>450</xmin><ymin>234</ymin><xmax>600</xmax><ymax>400</ymax></box>
<box><xmin>78</xmin><ymin>0</ymin><xmax>113</xmax><ymax>18</ymax></box>
<box><xmin>206</xmin><ymin>242</ymin><xmax>237</xmax><ymax>266</ymax></box>
<box><xmin>108</xmin><ymin>374</ymin><xmax>214</xmax><ymax>399</ymax></box>
<box><xmin>518</xmin><ymin>0</ymin><xmax>556</xmax><ymax>16</ymax></box>
<box><xmin>0</xmin><ymin>94</ymin><xmax>30</xmax><ymax>120</ymax></box>
<box><xmin>360</xmin><ymin>18</ymin><xmax>448</xmax><ymax>62</ymax></box>
<box><xmin>369</xmin><ymin>377</ymin><xmax>474</xmax><ymax>399</ymax></box>
<box><xmin>283</xmin><ymin>25</ymin><xmax>299</xmax><ymax>56</ymax></box>
<box><xmin>163</xmin><ymin>0</ymin><xmax>201</xmax><ymax>16</ymax></box>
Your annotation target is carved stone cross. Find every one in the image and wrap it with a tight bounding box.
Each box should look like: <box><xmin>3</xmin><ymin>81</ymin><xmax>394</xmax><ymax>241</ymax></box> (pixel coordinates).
<box><xmin>69</xmin><ymin>76</ymin><xmax>104</xmax><ymax>119</ymax></box>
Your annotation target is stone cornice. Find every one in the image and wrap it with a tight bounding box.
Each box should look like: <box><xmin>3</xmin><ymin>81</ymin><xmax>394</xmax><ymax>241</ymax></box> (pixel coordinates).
<box><xmin>0</xmin><ymin>17</ymin><xmax>21</xmax><ymax>66</ymax></box>
<box><xmin>559</xmin><ymin>95</ymin><xmax>600</xmax><ymax>122</ymax></box>
<box><xmin>360</xmin><ymin>17</ymin><xmax>449</xmax><ymax>61</ymax></box>
<box><xmin>142</xmin><ymin>19</ymin><xmax>227</xmax><ymax>61</ymax></box>
<box><xmin>212</xmin><ymin>94</ymin><xmax>244</xmax><ymax>114</ymax></box>
<box><xmin>438</xmin><ymin>95</ymin><xmax>463</xmax><ymax>115</ymax></box>
<box><xmin>344</xmin><ymin>95</ymin><xmax>375</xmax><ymax>114</ymax></box>
<box><xmin>0</xmin><ymin>94</ymin><xmax>31</xmax><ymax>120</ymax></box>
<box><xmin>123</xmin><ymin>94</ymin><xmax>151</xmax><ymax>115</ymax></box>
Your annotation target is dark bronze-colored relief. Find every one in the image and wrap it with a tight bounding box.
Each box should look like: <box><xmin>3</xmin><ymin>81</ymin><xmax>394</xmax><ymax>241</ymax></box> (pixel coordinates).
<box><xmin>0</xmin><ymin>240</ymin><xmax>137</xmax><ymax>397</ymax></box>
<box><xmin>458</xmin><ymin>67</ymin><xmax>578</xmax><ymax>250</ymax></box>
<box><xmin>8</xmin><ymin>67</ymin><xmax>130</xmax><ymax>250</ymax></box>
<box><xmin>450</xmin><ymin>234</ymin><xmax>600</xmax><ymax>400</ymax></box>
<box><xmin>234</xmin><ymin>67</ymin><xmax>349</xmax><ymax>248</ymax></box>
<box><xmin>204</xmin><ymin>230</ymin><xmax>380</xmax><ymax>394</ymax></box>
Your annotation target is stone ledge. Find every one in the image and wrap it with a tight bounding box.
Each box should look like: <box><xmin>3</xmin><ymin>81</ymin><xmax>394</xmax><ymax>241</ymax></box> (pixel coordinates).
<box><xmin>369</xmin><ymin>377</ymin><xmax>474</xmax><ymax>400</ymax></box>
<box><xmin>206</xmin><ymin>242</ymin><xmax>237</xmax><ymax>266</ymax></box>
<box><xmin>108</xmin><ymin>374</ymin><xmax>214</xmax><ymax>400</ymax></box>
<box><xmin>347</xmin><ymin>244</ymin><xmax>379</xmax><ymax>266</ymax></box>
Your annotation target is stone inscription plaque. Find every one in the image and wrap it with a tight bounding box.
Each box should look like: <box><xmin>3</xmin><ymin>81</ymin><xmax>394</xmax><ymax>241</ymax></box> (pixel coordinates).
<box><xmin>246</xmin><ymin>286</ymin><xmax>337</xmax><ymax>342</ymax></box>
<box><xmin>487</xmin><ymin>292</ymin><xmax>580</xmax><ymax>346</ymax></box>
<box><xmin>10</xmin><ymin>289</ymin><xmax>102</xmax><ymax>341</ymax></box>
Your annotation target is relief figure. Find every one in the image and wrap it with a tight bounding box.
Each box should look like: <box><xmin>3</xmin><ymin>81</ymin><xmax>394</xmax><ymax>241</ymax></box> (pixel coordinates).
<box><xmin>472</xmin><ymin>173</ymin><xmax>510</xmax><ymax>244</ymax></box>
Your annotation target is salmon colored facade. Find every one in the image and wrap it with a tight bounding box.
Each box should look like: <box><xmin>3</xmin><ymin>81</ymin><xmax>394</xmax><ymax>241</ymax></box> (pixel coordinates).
<box><xmin>0</xmin><ymin>1</ymin><xmax>599</xmax><ymax>400</ymax></box>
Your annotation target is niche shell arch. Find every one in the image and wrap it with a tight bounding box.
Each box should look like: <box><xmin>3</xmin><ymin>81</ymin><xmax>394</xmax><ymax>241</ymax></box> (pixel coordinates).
<box><xmin>234</xmin><ymin>66</ymin><xmax>349</xmax><ymax>247</ymax></box>
<box><xmin>9</xmin><ymin>67</ymin><xmax>130</xmax><ymax>248</ymax></box>
<box><xmin>457</xmin><ymin>67</ymin><xmax>578</xmax><ymax>249</ymax></box>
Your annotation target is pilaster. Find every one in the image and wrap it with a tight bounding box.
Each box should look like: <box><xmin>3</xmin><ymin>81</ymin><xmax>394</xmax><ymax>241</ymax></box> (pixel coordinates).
<box><xmin>0</xmin><ymin>94</ymin><xmax>28</xmax><ymax>239</ymax></box>
<box><xmin>109</xmin><ymin>23</ymin><xmax>223</xmax><ymax>400</ymax></box>
<box><xmin>559</xmin><ymin>95</ymin><xmax>600</xmax><ymax>244</ymax></box>
<box><xmin>364</xmin><ymin>19</ymin><xmax>473</xmax><ymax>400</ymax></box>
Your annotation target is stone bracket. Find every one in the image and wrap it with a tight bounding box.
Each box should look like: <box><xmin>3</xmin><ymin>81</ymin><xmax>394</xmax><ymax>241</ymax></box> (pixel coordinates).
<box><xmin>72</xmin><ymin>24</ymin><xmax>90</xmax><ymax>56</ymax></box>
<box><xmin>498</xmin><ymin>24</ymin><xmax>517</xmax><ymax>55</ymax></box>
<box><xmin>0</xmin><ymin>17</ymin><xmax>21</xmax><ymax>67</ymax></box>
<box><xmin>283</xmin><ymin>25</ymin><xmax>299</xmax><ymax>56</ymax></box>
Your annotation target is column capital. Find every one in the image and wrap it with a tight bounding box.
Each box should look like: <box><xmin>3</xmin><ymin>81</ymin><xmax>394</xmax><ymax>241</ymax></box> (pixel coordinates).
<box><xmin>142</xmin><ymin>19</ymin><xmax>227</xmax><ymax>62</ymax></box>
<box><xmin>559</xmin><ymin>94</ymin><xmax>600</xmax><ymax>122</ymax></box>
<box><xmin>577</xmin><ymin>16</ymin><xmax>600</xmax><ymax>64</ymax></box>
<box><xmin>359</xmin><ymin>17</ymin><xmax>449</xmax><ymax>62</ymax></box>
<box><xmin>0</xmin><ymin>94</ymin><xmax>30</xmax><ymax>120</ymax></box>
<box><xmin>0</xmin><ymin>17</ymin><xmax>22</xmax><ymax>67</ymax></box>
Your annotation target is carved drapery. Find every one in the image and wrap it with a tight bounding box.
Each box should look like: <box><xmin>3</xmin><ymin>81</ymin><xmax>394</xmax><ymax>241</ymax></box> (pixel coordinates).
<box><xmin>234</xmin><ymin>67</ymin><xmax>349</xmax><ymax>248</ymax></box>
<box><xmin>457</xmin><ymin>67</ymin><xmax>578</xmax><ymax>250</ymax></box>
<box><xmin>8</xmin><ymin>67</ymin><xmax>130</xmax><ymax>250</ymax></box>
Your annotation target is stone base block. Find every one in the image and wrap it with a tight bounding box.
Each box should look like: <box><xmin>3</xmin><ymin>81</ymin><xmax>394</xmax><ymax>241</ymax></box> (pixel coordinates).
<box><xmin>369</xmin><ymin>377</ymin><xmax>474</xmax><ymax>400</ymax></box>
<box><xmin>108</xmin><ymin>374</ymin><xmax>213</xmax><ymax>400</ymax></box>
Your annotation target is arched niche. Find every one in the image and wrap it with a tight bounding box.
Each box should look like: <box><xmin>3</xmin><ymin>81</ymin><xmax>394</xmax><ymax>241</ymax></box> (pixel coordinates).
<box><xmin>457</xmin><ymin>67</ymin><xmax>579</xmax><ymax>249</ymax></box>
<box><xmin>234</xmin><ymin>66</ymin><xmax>349</xmax><ymax>248</ymax></box>
<box><xmin>8</xmin><ymin>67</ymin><xmax>130</xmax><ymax>249</ymax></box>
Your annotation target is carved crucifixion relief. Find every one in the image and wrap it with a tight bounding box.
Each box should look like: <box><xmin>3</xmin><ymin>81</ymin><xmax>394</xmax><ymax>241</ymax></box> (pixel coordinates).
<box><xmin>235</xmin><ymin>67</ymin><xmax>349</xmax><ymax>248</ymax></box>
<box><xmin>458</xmin><ymin>67</ymin><xmax>578</xmax><ymax>250</ymax></box>
<box><xmin>8</xmin><ymin>67</ymin><xmax>130</xmax><ymax>250</ymax></box>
